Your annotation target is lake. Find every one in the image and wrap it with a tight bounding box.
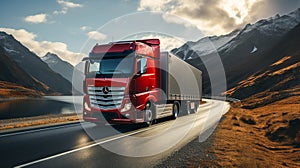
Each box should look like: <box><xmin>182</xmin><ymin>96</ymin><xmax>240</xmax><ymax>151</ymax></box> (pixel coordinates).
<box><xmin>0</xmin><ymin>96</ymin><xmax>83</xmax><ymax>120</ymax></box>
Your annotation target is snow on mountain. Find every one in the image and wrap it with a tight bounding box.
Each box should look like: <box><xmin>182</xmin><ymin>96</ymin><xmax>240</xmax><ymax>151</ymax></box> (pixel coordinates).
<box><xmin>42</xmin><ymin>52</ymin><xmax>60</xmax><ymax>64</ymax></box>
<box><xmin>239</xmin><ymin>9</ymin><xmax>300</xmax><ymax>36</ymax></box>
<box><xmin>172</xmin><ymin>29</ymin><xmax>240</xmax><ymax>60</ymax></box>
<box><xmin>250</xmin><ymin>46</ymin><xmax>258</xmax><ymax>54</ymax></box>
<box><xmin>218</xmin><ymin>8</ymin><xmax>300</xmax><ymax>54</ymax></box>
<box><xmin>174</xmin><ymin>8</ymin><xmax>300</xmax><ymax>61</ymax></box>
<box><xmin>42</xmin><ymin>52</ymin><xmax>74</xmax><ymax>83</ymax></box>
<box><xmin>3</xmin><ymin>46</ymin><xmax>19</xmax><ymax>54</ymax></box>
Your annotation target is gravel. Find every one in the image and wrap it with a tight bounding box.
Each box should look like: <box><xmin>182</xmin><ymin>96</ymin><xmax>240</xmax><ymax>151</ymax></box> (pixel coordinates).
<box><xmin>155</xmin><ymin>126</ymin><xmax>221</xmax><ymax>168</ymax></box>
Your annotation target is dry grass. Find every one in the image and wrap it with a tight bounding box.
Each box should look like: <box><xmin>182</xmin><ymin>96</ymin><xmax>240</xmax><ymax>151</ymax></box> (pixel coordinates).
<box><xmin>271</xmin><ymin>56</ymin><xmax>292</xmax><ymax>66</ymax></box>
<box><xmin>0</xmin><ymin>114</ymin><xmax>82</xmax><ymax>131</ymax></box>
<box><xmin>270</xmin><ymin>62</ymin><xmax>300</xmax><ymax>76</ymax></box>
<box><xmin>213</xmin><ymin>96</ymin><xmax>300</xmax><ymax>168</ymax></box>
<box><xmin>0</xmin><ymin>81</ymin><xmax>62</xmax><ymax>98</ymax></box>
<box><xmin>0</xmin><ymin>81</ymin><xmax>44</xmax><ymax>98</ymax></box>
<box><xmin>225</xmin><ymin>71</ymin><xmax>270</xmax><ymax>95</ymax></box>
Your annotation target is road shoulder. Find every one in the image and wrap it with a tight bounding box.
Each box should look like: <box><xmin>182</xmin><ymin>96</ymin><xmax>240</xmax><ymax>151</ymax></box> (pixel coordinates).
<box><xmin>0</xmin><ymin>113</ymin><xmax>81</xmax><ymax>134</ymax></box>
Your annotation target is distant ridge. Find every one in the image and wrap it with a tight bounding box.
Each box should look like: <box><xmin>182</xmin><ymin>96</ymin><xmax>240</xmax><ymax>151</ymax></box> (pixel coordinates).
<box><xmin>0</xmin><ymin>31</ymin><xmax>72</xmax><ymax>95</ymax></box>
<box><xmin>42</xmin><ymin>52</ymin><xmax>74</xmax><ymax>83</ymax></box>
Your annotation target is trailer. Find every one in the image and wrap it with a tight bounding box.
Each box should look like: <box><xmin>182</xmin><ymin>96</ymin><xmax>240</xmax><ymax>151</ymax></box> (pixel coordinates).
<box><xmin>161</xmin><ymin>52</ymin><xmax>202</xmax><ymax>114</ymax></box>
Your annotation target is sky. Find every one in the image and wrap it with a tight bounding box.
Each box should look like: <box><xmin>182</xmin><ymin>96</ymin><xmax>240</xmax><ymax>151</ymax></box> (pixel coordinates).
<box><xmin>0</xmin><ymin>0</ymin><xmax>299</xmax><ymax>65</ymax></box>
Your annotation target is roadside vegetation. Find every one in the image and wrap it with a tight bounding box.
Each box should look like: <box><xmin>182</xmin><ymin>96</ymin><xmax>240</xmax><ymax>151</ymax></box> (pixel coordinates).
<box><xmin>0</xmin><ymin>114</ymin><xmax>80</xmax><ymax>131</ymax></box>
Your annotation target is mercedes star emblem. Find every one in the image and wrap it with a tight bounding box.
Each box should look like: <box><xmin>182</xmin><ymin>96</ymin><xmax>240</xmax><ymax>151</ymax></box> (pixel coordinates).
<box><xmin>102</xmin><ymin>86</ymin><xmax>110</xmax><ymax>94</ymax></box>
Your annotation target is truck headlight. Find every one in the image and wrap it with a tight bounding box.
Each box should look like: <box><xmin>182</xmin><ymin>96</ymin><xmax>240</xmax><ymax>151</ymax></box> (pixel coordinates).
<box><xmin>84</xmin><ymin>101</ymin><xmax>91</xmax><ymax>111</ymax></box>
<box><xmin>121</xmin><ymin>103</ymin><xmax>132</xmax><ymax>112</ymax></box>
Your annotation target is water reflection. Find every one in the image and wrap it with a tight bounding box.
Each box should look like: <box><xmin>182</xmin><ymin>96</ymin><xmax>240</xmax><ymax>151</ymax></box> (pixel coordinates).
<box><xmin>0</xmin><ymin>97</ymin><xmax>76</xmax><ymax>120</ymax></box>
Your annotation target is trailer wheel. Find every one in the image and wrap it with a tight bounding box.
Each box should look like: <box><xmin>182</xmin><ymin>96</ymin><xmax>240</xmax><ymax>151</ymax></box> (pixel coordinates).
<box><xmin>144</xmin><ymin>102</ymin><xmax>154</xmax><ymax>127</ymax></box>
<box><xmin>171</xmin><ymin>103</ymin><xmax>179</xmax><ymax>119</ymax></box>
<box><xmin>193</xmin><ymin>101</ymin><xmax>199</xmax><ymax>113</ymax></box>
<box><xmin>185</xmin><ymin>101</ymin><xmax>192</xmax><ymax>115</ymax></box>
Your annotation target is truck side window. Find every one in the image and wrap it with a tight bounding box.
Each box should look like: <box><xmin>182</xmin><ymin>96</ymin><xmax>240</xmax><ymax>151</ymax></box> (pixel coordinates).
<box><xmin>89</xmin><ymin>61</ymin><xmax>100</xmax><ymax>73</ymax></box>
<box><xmin>138</xmin><ymin>57</ymin><xmax>147</xmax><ymax>74</ymax></box>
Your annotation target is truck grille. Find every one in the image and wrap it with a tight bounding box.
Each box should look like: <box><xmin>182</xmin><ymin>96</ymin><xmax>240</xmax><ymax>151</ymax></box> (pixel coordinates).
<box><xmin>88</xmin><ymin>86</ymin><xmax>125</xmax><ymax>110</ymax></box>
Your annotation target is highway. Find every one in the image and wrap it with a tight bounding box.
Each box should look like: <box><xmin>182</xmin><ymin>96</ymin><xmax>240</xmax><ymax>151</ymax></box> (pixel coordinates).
<box><xmin>0</xmin><ymin>99</ymin><xmax>229</xmax><ymax>168</ymax></box>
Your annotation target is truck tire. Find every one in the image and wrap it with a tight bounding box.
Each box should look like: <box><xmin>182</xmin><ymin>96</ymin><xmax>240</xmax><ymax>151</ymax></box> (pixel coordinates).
<box><xmin>193</xmin><ymin>101</ymin><xmax>199</xmax><ymax>113</ymax></box>
<box><xmin>184</xmin><ymin>101</ymin><xmax>192</xmax><ymax>115</ymax></box>
<box><xmin>171</xmin><ymin>103</ymin><xmax>179</xmax><ymax>119</ymax></box>
<box><xmin>144</xmin><ymin>102</ymin><xmax>154</xmax><ymax>127</ymax></box>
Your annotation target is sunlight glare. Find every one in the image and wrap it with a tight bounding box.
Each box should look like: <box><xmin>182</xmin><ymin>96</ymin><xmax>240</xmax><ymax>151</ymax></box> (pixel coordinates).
<box><xmin>221</xmin><ymin>0</ymin><xmax>258</xmax><ymax>24</ymax></box>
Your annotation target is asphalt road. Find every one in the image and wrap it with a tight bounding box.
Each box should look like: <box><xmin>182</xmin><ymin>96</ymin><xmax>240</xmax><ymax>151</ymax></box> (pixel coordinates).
<box><xmin>0</xmin><ymin>99</ymin><xmax>229</xmax><ymax>168</ymax></box>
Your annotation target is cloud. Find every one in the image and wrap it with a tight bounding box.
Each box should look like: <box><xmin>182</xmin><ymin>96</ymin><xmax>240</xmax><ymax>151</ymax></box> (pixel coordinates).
<box><xmin>137</xmin><ymin>0</ymin><xmax>277</xmax><ymax>35</ymax></box>
<box><xmin>87</xmin><ymin>31</ymin><xmax>107</xmax><ymax>41</ymax></box>
<box><xmin>24</xmin><ymin>13</ymin><xmax>48</xmax><ymax>24</ymax></box>
<box><xmin>24</xmin><ymin>1</ymin><xmax>83</xmax><ymax>23</ymax></box>
<box><xmin>138</xmin><ymin>0</ymin><xmax>173</xmax><ymax>11</ymax></box>
<box><xmin>0</xmin><ymin>28</ymin><xmax>85</xmax><ymax>65</ymax></box>
<box><xmin>54</xmin><ymin>0</ymin><xmax>83</xmax><ymax>15</ymax></box>
<box><xmin>149</xmin><ymin>35</ymin><xmax>184</xmax><ymax>51</ymax></box>
<box><xmin>80</xmin><ymin>26</ymin><xmax>91</xmax><ymax>31</ymax></box>
<box><xmin>244</xmin><ymin>0</ymin><xmax>300</xmax><ymax>24</ymax></box>
<box><xmin>57</xmin><ymin>0</ymin><xmax>83</xmax><ymax>8</ymax></box>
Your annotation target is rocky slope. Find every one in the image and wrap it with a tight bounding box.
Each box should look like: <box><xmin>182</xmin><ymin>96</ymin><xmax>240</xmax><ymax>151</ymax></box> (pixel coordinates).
<box><xmin>0</xmin><ymin>32</ymin><xmax>72</xmax><ymax>95</ymax></box>
<box><xmin>226</xmin><ymin>22</ymin><xmax>300</xmax><ymax>106</ymax></box>
<box><xmin>0</xmin><ymin>45</ymin><xmax>49</xmax><ymax>94</ymax></box>
<box><xmin>42</xmin><ymin>52</ymin><xmax>74</xmax><ymax>83</ymax></box>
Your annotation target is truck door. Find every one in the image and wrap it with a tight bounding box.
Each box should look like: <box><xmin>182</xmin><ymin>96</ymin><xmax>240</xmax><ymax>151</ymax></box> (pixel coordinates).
<box><xmin>131</xmin><ymin>57</ymin><xmax>150</xmax><ymax>108</ymax></box>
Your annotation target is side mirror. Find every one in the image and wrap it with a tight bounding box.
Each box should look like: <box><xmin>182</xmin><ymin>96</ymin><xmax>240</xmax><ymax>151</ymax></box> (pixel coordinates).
<box><xmin>84</xmin><ymin>61</ymin><xmax>89</xmax><ymax>75</ymax></box>
<box><xmin>137</xmin><ymin>58</ymin><xmax>147</xmax><ymax>75</ymax></box>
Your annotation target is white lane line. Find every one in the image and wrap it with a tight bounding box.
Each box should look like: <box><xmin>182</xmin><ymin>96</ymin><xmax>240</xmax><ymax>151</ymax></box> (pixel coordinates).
<box><xmin>2</xmin><ymin>100</ymin><xmax>211</xmax><ymax>139</ymax></box>
<box><xmin>14</xmin><ymin>127</ymin><xmax>150</xmax><ymax>168</ymax></box>
<box><xmin>14</xmin><ymin>100</ymin><xmax>227</xmax><ymax>167</ymax></box>
<box><xmin>0</xmin><ymin>122</ymin><xmax>83</xmax><ymax>138</ymax></box>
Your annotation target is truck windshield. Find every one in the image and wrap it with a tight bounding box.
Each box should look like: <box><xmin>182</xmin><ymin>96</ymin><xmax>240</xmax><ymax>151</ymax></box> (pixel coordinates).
<box><xmin>87</xmin><ymin>56</ymin><xmax>135</xmax><ymax>78</ymax></box>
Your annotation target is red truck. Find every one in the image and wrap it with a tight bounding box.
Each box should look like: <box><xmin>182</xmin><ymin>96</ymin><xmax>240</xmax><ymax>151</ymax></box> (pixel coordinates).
<box><xmin>82</xmin><ymin>39</ymin><xmax>202</xmax><ymax>126</ymax></box>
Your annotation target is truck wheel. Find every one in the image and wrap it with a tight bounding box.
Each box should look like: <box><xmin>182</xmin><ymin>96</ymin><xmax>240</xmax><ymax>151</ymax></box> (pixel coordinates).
<box><xmin>171</xmin><ymin>103</ymin><xmax>179</xmax><ymax>119</ymax></box>
<box><xmin>144</xmin><ymin>102</ymin><xmax>154</xmax><ymax>127</ymax></box>
<box><xmin>186</xmin><ymin>101</ymin><xmax>192</xmax><ymax>115</ymax></box>
<box><xmin>193</xmin><ymin>101</ymin><xmax>199</xmax><ymax>113</ymax></box>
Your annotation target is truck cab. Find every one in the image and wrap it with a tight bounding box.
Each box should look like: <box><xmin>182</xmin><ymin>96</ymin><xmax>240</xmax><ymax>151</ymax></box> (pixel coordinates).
<box><xmin>83</xmin><ymin>39</ymin><xmax>163</xmax><ymax>125</ymax></box>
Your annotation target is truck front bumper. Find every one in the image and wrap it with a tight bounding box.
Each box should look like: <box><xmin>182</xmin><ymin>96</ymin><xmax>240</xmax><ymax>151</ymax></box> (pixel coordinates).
<box><xmin>83</xmin><ymin>116</ymin><xmax>134</xmax><ymax>124</ymax></box>
<box><xmin>83</xmin><ymin>109</ymin><xmax>145</xmax><ymax>124</ymax></box>
<box><xmin>83</xmin><ymin>95</ymin><xmax>145</xmax><ymax>124</ymax></box>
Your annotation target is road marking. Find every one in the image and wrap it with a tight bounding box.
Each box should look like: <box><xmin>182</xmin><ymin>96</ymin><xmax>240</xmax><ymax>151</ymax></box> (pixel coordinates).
<box><xmin>14</xmin><ymin>127</ymin><xmax>151</xmax><ymax>168</ymax></box>
<box><xmin>13</xmin><ymin>100</ymin><xmax>228</xmax><ymax>167</ymax></box>
<box><xmin>2</xmin><ymin>100</ymin><xmax>212</xmax><ymax>139</ymax></box>
<box><xmin>0</xmin><ymin>122</ymin><xmax>82</xmax><ymax>138</ymax></box>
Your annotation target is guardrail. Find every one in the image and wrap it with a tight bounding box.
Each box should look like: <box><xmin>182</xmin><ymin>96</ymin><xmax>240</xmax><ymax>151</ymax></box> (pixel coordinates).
<box><xmin>202</xmin><ymin>95</ymin><xmax>241</xmax><ymax>103</ymax></box>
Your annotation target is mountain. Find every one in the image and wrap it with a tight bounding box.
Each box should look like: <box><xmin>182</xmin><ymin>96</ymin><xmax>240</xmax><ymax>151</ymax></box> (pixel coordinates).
<box><xmin>172</xmin><ymin>29</ymin><xmax>240</xmax><ymax>60</ymax></box>
<box><xmin>0</xmin><ymin>45</ymin><xmax>50</xmax><ymax>97</ymax></box>
<box><xmin>226</xmin><ymin>22</ymin><xmax>300</xmax><ymax>108</ymax></box>
<box><xmin>0</xmin><ymin>32</ymin><xmax>72</xmax><ymax>95</ymax></box>
<box><xmin>42</xmin><ymin>52</ymin><xmax>74</xmax><ymax>83</ymax></box>
<box><xmin>172</xmin><ymin>8</ymin><xmax>300</xmax><ymax>95</ymax></box>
